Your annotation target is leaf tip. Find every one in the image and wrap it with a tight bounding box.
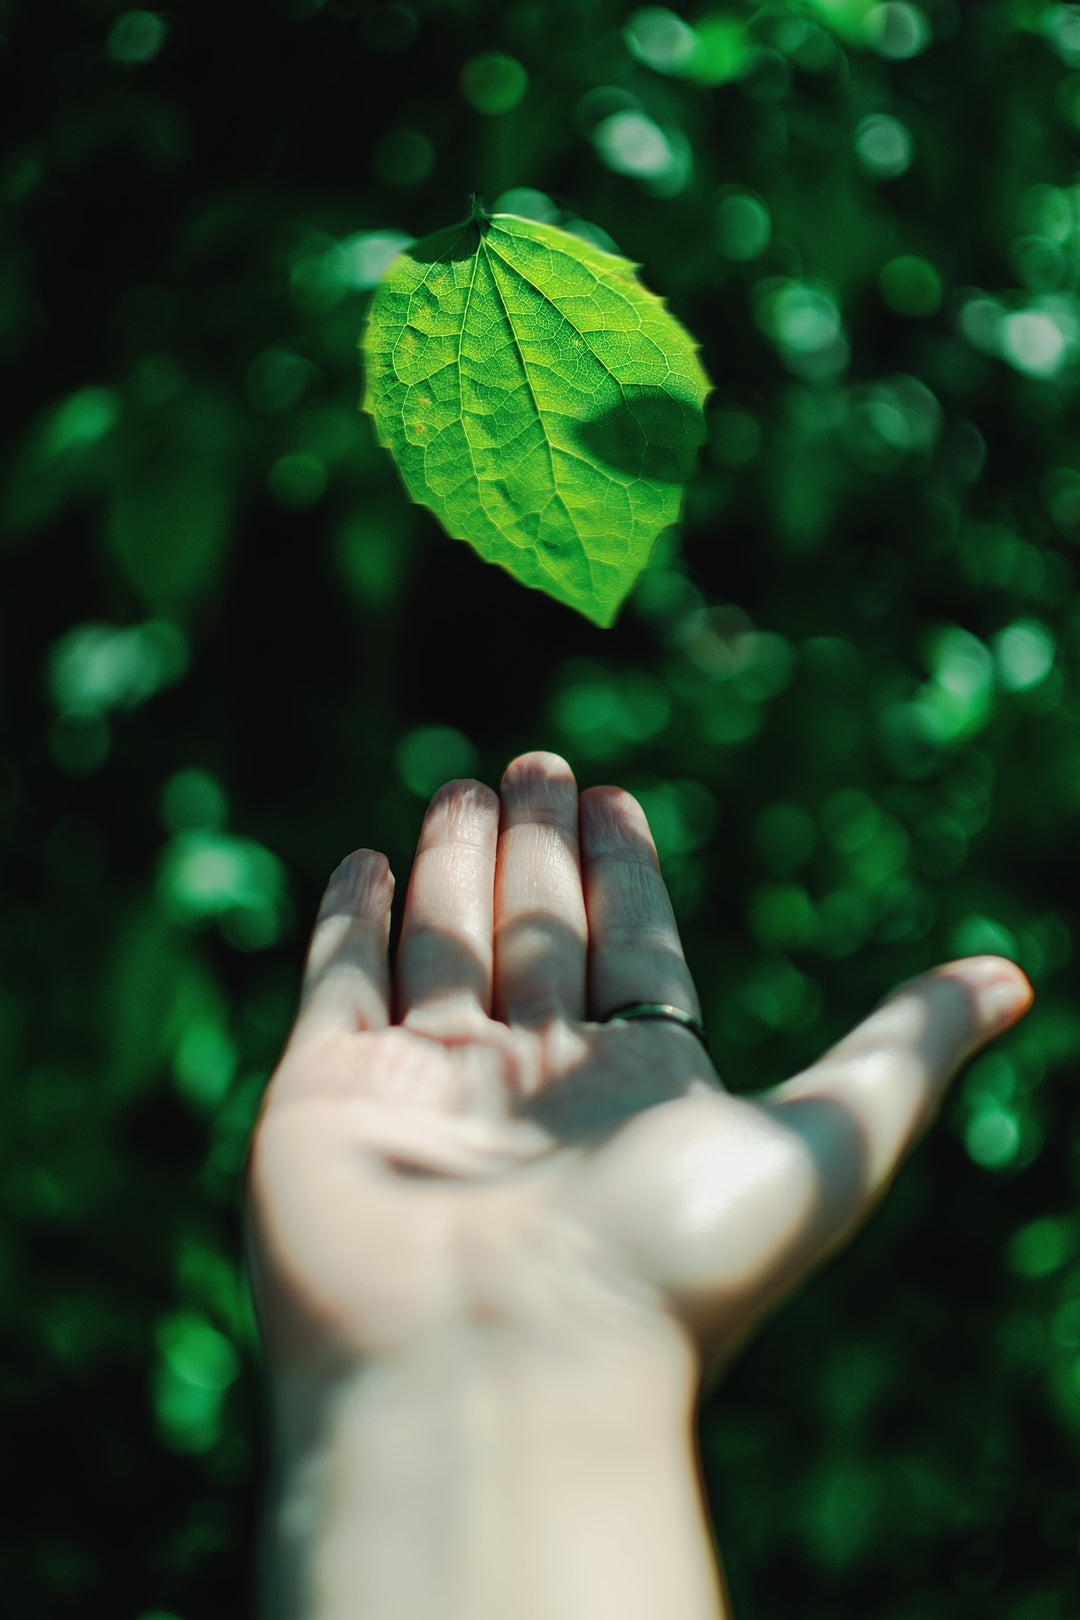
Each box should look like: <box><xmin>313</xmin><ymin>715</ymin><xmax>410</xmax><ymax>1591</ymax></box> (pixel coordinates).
<box><xmin>580</xmin><ymin>597</ymin><xmax>620</xmax><ymax>630</ymax></box>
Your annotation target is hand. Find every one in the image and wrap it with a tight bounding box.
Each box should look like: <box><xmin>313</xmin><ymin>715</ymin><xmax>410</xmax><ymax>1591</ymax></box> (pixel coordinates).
<box><xmin>246</xmin><ymin>750</ymin><xmax>1034</xmax><ymax>1385</ymax></box>
<box><xmin>245</xmin><ymin>750</ymin><xmax>1034</xmax><ymax>1620</ymax></box>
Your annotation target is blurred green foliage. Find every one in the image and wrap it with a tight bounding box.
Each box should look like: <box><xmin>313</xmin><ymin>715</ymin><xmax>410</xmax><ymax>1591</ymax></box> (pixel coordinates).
<box><xmin>3</xmin><ymin>0</ymin><xmax>1080</xmax><ymax>1615</ymax></box>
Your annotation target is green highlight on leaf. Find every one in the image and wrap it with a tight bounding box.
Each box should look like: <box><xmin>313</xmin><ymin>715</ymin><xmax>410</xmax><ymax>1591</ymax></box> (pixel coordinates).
<box><xmin>360</xmin><ymin>210</ymin><xmax>711</xmax><ymax>627</ymax></box>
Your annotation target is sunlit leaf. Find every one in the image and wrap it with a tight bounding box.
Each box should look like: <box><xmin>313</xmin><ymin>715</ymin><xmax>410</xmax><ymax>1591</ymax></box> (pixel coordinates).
<box><xmin>360</xmin><ymin>207</ymin><xmax>710</xmax><ymax>626</ymax></box>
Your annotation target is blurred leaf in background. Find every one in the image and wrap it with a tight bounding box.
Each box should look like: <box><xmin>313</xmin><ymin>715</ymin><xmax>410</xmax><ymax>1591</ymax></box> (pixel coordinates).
<box><xmin>3</xmin><ymin>1</ymin><xmax>1080</xmax><ymax>1617</ymax></box>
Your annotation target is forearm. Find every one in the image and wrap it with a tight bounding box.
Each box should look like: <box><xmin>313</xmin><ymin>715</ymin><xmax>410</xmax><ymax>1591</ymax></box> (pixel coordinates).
<box><xmin>262</xmin><ymin>1333</ymin><xmax>730</xmax><ymax>1620</ymax></box>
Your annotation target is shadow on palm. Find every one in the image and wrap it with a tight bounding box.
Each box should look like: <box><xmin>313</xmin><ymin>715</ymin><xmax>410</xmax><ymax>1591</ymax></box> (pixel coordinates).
<box><xmin>259</xmin><ymin>917</ymin><xmax>934</xmax><ymax>1374</ymax></box>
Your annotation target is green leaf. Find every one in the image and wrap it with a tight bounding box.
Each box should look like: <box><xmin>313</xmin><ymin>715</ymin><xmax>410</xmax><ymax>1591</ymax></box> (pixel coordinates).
<box><xmin>360</xmin><ymin>210</ymin><xmax>711</xmax><ymax>627</ymax></box>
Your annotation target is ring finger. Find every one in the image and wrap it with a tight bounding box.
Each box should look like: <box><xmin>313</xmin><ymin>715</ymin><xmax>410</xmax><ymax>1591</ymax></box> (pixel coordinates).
<box><xmin>579</xmin><ymin>784</ymin><xmax>702</xmax><ymax>1026</ymax></box>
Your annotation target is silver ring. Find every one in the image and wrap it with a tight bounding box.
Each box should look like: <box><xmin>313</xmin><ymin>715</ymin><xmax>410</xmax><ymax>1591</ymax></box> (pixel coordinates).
<box><xmin>602</xmin><ymin>1001</ymin><xmax>710</xmax><ymax>1055</ymax></box>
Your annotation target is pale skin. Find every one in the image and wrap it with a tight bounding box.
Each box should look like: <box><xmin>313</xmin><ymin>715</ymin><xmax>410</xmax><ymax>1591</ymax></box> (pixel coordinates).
<box><xmin>245</xmin><ymin>750</ymin><xmax>1035</xmax><ymax>1620</ymax></box>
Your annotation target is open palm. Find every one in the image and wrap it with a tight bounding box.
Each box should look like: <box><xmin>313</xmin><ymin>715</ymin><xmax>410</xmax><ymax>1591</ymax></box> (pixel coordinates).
<box><xmin>246</xmin><ymin>752</ymin><xmax>1032</xmax><ymax>1382</ymax></box>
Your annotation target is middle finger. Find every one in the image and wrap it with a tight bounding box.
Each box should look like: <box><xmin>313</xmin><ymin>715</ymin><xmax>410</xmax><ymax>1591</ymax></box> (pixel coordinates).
<box><xmin>396</xmin><ymin>778</ymin><xmax>499</xmax><ymax>1029</ymax></box>
<box><xmin>494</xmin><ymin>752</ymin><xmax>587</xmax><ymax>1027</ymax></box>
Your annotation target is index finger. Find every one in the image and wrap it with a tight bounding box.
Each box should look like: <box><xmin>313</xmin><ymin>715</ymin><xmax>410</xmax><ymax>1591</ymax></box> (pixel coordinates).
<box><xmin>293</xmin><ymin>850</ymin><xmax>395</xmax><ymax>1038</ymax></box>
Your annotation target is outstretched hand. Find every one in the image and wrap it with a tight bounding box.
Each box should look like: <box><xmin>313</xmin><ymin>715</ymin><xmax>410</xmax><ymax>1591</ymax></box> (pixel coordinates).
<box><xmin>246</xmin><ymin>751</ymin><xmax>1033</xmax><ymax>1387</ymax></box>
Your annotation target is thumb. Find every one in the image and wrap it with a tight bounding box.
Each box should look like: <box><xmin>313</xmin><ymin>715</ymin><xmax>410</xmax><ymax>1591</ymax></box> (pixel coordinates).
<box><xmin>761</xmin><ymin>955</ymin><xmax>1034</xmax><ymax>1233</ymax></box>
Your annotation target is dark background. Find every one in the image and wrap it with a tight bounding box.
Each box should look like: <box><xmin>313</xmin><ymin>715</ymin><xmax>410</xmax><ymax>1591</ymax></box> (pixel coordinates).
<box><xmin>3</xmin><ymin>0</ymin><xmax>1080</xmax><ymax>1616</ymax></box>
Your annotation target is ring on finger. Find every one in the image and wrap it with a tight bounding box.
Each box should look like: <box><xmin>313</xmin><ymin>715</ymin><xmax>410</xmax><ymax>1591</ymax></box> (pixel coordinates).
<box><xmin>601</xmin><ymin>1001</ymin><xmax>710</xmax><ymax>1056</ymax></box>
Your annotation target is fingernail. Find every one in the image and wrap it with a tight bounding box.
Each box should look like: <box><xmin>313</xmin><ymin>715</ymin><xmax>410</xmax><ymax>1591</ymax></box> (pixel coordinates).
<box><xmin>979</xmin><ymin>974</ymin><xmax>1033</xmax><ymax>1031</ymax></box>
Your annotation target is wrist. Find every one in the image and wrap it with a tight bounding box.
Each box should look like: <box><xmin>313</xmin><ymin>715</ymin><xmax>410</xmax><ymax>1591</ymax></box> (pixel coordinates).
<box><xmin>262</xmin><ymin>1327</ymin><xmax>728</xmax><ymax>1620</ymax></box>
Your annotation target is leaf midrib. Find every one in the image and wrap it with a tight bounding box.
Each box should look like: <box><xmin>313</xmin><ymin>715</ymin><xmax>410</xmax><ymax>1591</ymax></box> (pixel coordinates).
<box><xmin>481</xmin><ymin>223</ymin><xmax>666</xmax><ymax>596</ymax></box>
<box><xmin>474</xmin><ymin>233</ymin><xmax>587</xmax><ymax>591</ymax></box>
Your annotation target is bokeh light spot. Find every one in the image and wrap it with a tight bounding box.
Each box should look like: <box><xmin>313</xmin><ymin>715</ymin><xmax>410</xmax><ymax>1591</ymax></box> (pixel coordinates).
<box><xmin>561</xmin><ymin>216</ymin><xmax>623</xmax><ymax>254</ymax></box>
<box><xmin>1010</xmin><ymin>235</ymin><xmax>1067</xmax><ymax>293</ymax></box>
<box><xmin>714</xmin><ymin>190</ymin><xmax>772</xmax><ymax>260</ymax></box>
<box><xmin>865</xmin><ymin>2</ymin><xmax>931</xmax><ymax>59</ymax></box>
<box><xmin>749</xmin><ymin>882</ymin><xmax>817</xmax><ymax>949</ymax></box>
<box><xmin>958</xmin><ymin>295</ymin><xmax>1003</xmax><ymax>356</ymax></box>
<box><xmin>999</xmin><ymin>309</ymin><xmax>1068</xmax><ymax>378</ymax></box>
<box><xmin>1045</xmin><ymin>4</ymin><xmax>1080</xmax><ymax>67</ymax></box>
<box><xmin>586</xmin><ymin>102</ymin><xmax>693</xmax><ymax>196</ymax></box>
<box><xmin>879</xmin><ymin>254</ymin><xmax>942</xmax><ymax>316</ymax></box>
<box><xmin>268</xmin><ymin>452</ymin><xmax>328</xmax><ymax>508</ymax></box>
<box><xmin>460</xmin><ymin>53</ymin><xmax>529</xmax><ymax>115</ymax></box>
<box><xmin>634</xmin><ymin>778</ymin><xmax>717</xmax><ymax>857</ymax></box>
<box><xmin>336</xmin><ymin>231</ymin><xmax>415</xmax><ymax>291</ymax></box>
<box><xmin>550</xmin><ymin>667</ymin><xmax>672</xmax><ymax>761</ymax></box>
<box><xmin>593</xmin><ymin>110</ymin><xmax>678</xmax><ymax>179</ymax></box>
<box><xmin>47</xmin><ymin>621</ymin><xmax>187</xmax><ymax>717</ymax></box>
<box><xmin>677</xmin><ymin>610</ymin><xmax>793</xmax><ymax>695</ymax></box>
<box><xmin>1042</xmin><ymin>465</ymin><xmax>1080</xmax><ymax>537</ymax></box>
<box><xmin>624</xmin><ymin>8</ymin><xmax>700</xmax><ymax>75</ymax></box>
<box><xmin>854</xmin><ymin>113</ymin><xmax>913</xmax><ymax>178</ymax></box>
<box><xmin>798</xmin><ymin>1455</ymin><xmax>881</xmax><ymax>1567</ymax></box>
<box><xmin>492</xmin><ymin>188</ymin><xmax>559</xmax><ymax>223</ymax></box>
<box><xmin>43</xmin><ymin>387</ymin><xmax>120</xmax><ymax>457</ymax></box>
<box><xmin>334</xmin><ymin>509</ymin><xmax>408</xmax><ymax>607</ymax></box>
<box><xmin>964</xmin><ymin>1050</ymin><xmax>1016</xmax><ymax>1108</ymax></box>
<box><xmin>107</xmin><ymin>10</ymin><xmax>167</xmax><ymax>65</ymax></box>
<box><xmin>750</xmin><ymin>279</ymin><xmax>849</xmax><ymax>380</ymax></box>
<box><xmin>1006</xmin><ymin>1215</ymin><xmax>1078</xmax><ymax>1278</ymax></box>
<box><xmin>160</xmin><ymin>768</ymin><xmax>229</xmax><ymax>834</ymax></box>
<box><xmin>782</xmin><ymin>17</ymin><xmax>836</xmax><ymax>70</ymax></box>
<box><xmin>1019</xmin><ymin>180</ymin><xmax>1076</xmax><ymax>241</ymax></box>
<box><xmin>993</xmin><ymin>619</ymin><xmax>1055</xmax><ymax>691</ymax></box>
<box><xmin>158</xmin><ymin>831</ymin><xmax>289</xmax><ymax>950</ymax></box>
<box><xmin>691</xmin><ymin>13</ymin><xmax>755</xmax><ymax>84</ymax></box>
<box><xmin>840</xmin><ymin>399</ymin><xmax>910</xmax><ymax>471</ymax></box>
<box><xmin>821</xmin><ymin>787</ymin><xmax>880</xmax><ymax>853</ymax></box>
<box><xmin>154</xmin><ymin>1311</ymin><xmax>238</xmax><ymax>1452</ymax></box>
<box><xmin>951</xmin><ymin>913</ymin><xmax>1019</xmax><ymax>959</ymax></box>
<box><xmin>912</xmin><ymin>624</ymin><xmax>994</xmax><ymax>740</ymax></box>
<box><xmin>755</xmin><ymin>801</ymin><xmax>818</xmax><ymax>874</ymax></box>
<box><xmin>173</xmin><ymin>1019</ymin><xmax>238</xmax><ymax>1113</ymax></box>
<box><xmin>930</xmin><ymin>626</ymin><xmax>993</xmax><ymax>701</ymax></box>
<box><xmin>395</xmin><ymin>725</ymin><xmax>478</xmax><ymax>798</ymax></box>
<box><xmin>741</xmin><ymin>957</ymin><xmax>820</xmax><ymax>1029</ymax></box>
<box><xmin>965</xmin><ymin>1105</ymin><xmax>1021</xmax><ymax>1168</ymax></box>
